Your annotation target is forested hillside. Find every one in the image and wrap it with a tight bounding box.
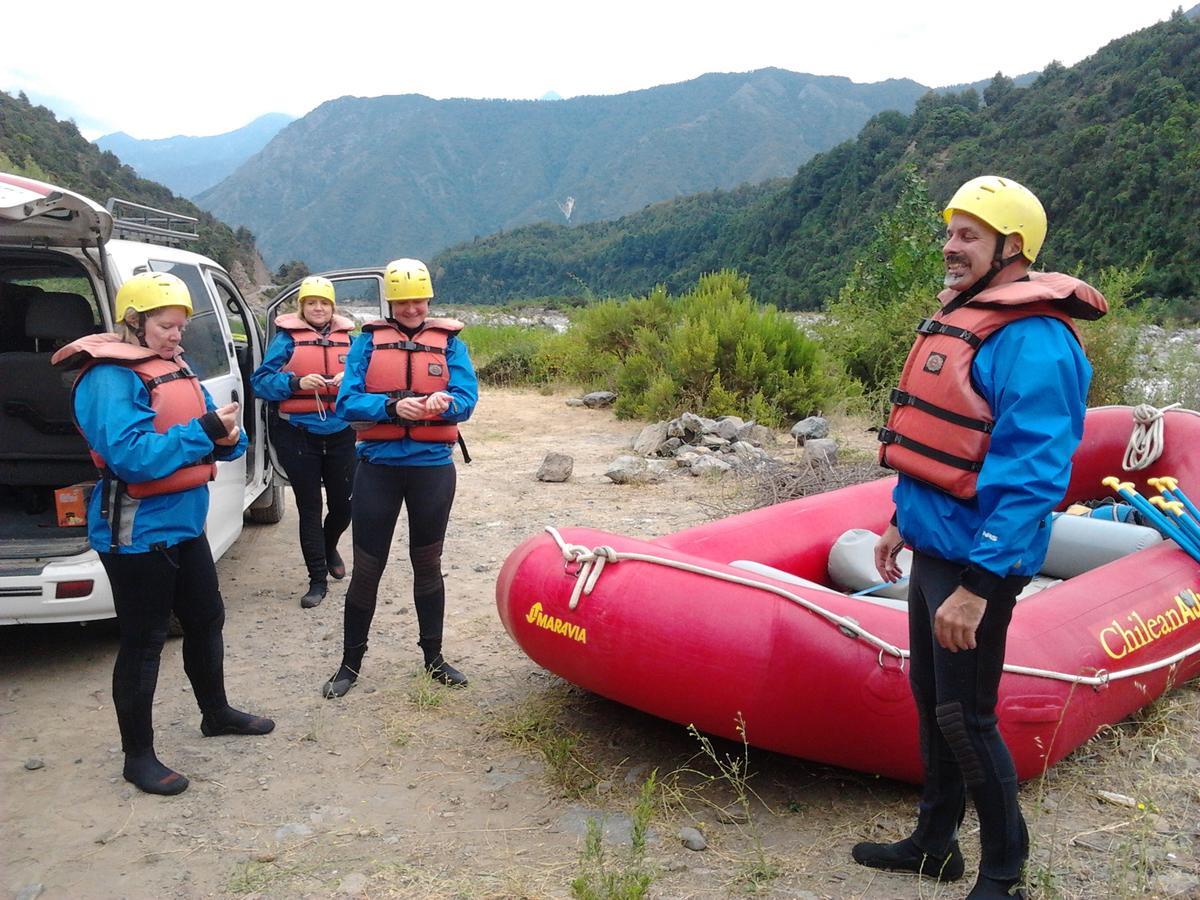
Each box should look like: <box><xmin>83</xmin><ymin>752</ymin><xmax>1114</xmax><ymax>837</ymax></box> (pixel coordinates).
<box><xmin>434</xmin><ymin>12</ymin><xmax>1200</xmax><ymax>308</ymax></box>
<box><xmin>0</xmin><ymin>90</ymin><xmax>261</xmax><ymax>285</ymax></box>
<box><xmin>197</xmin><ymin>69</ymin><xmax>929</xmax><ymax>270</ymax></box>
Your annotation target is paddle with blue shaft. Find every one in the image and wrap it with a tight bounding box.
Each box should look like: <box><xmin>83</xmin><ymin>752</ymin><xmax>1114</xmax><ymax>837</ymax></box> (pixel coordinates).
<box><xmin>1150</xmin><ymin>476</ymin><xmax>1200</xmax><ymax>525</ymax></box>
<box><xmin>1103</xmin><ymin>476</ymin><xmax>1200</xmax><ymax>563</ymax></box>
<box><xmin>1151</xmin><ymin>497</ymin><xmax>1200</xmax><ymax>556</ymax></box>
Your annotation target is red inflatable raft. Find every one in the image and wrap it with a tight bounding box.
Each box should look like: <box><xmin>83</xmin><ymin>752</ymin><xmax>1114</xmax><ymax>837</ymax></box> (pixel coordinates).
<box><xmin>496</xmin><ymin>406</ymin><xmax>1200</xmax><ymax>783</ymax></box>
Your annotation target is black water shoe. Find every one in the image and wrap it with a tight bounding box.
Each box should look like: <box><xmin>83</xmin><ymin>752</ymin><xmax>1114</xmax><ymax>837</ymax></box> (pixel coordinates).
<box><xmin>123</xmin><ymin>751</ymin><xmax>189</xmax><ymax>796</ymax></box>
<box><xmin>301</xmin><ymin>581</ymin><xmax>327</xmax><ymax>609</ymax></box>
<box><xmin>426</xmin><ymin>654</ymin><xmax>468</xmax><ymax>687</ymax></box>
<box><xmin>966</xmin><ymin>875</ymin><xmax>1027</xmax><ymax>898</ymax></box>
<box><xmin>326</xmin><ymin>547</ymin><xmax>346</xmax><ymax>580</ymax></box>
<box><xmin>200</xmin><ymin>706</ymin><xmax>276</xmax><ymax>737</ymax></box>
<box><xmin>322</xmin><ymin>665</ymin><xmax>359</xmax><ymax>698</ymax></box>
<box><xmin>851</xmin><ymin>837</ymin><xmax>964</xmax><ymax>882</ymax></box>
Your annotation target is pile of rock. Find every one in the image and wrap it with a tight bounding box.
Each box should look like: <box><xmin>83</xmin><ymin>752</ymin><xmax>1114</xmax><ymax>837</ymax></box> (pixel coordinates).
<box><xmin>605</xmin><ymin>413</ymin><xmax>778</xmax><ymax>483</ymax></box>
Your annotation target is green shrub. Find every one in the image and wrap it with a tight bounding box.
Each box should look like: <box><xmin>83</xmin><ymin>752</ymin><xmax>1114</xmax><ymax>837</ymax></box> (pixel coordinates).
<box><xmin>1080</xmin><ymin>260</ymin><xmax>1149</xmax><ymax>407</ymax></box>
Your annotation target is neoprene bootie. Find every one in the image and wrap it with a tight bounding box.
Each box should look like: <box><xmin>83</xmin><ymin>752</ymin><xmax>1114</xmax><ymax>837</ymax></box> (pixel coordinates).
<box><xmin>426</xmin><ymin>654</ymin><xmax>468</xmax><ymax>687</ymax></box>
<box><xmin>123</xmin><ymin>750</ymin><xmax>189</xmax><ymax>796</ymax></box>
<box><xmin>200</xmin><ymin>706</ymin><xmax>276</xmax><ymax>737</ymax></box>
<box><xmin>300</xmin><ymin>581</ymin><xmax>327</xmax><ymax>609</ymax></box>
<box><xmin>326</xmin><ymin>546</ymin><xmax>346</xmax><ymax>580</ymax></box>
<box><xmin>966</xmin><ymin>875</ymin><xmax>1027</xmax><ymax>898</ymax></box>
<box><xmin>851</xmin><ymin>837</ymin><xmax>964</xmax><ymax>882</ymax></box>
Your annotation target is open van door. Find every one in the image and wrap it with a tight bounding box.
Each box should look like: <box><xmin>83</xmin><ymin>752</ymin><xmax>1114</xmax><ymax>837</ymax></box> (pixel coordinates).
<box><xmin>262</xmin><ymin>268</ymin><xmax>385</xmax><ymax>478</ymax></box>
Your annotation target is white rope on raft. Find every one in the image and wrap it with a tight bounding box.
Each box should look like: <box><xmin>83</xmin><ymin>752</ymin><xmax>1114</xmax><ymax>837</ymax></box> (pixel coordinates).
<box><xmin>543</xmin><ymin>526</ymin><xmax>1200</xmax><ymax>688</ymax></box>
<box><xmin>1123</xmin><ymin>402</ymin><xmax>1181</xmax><ymax>471</ymax></box>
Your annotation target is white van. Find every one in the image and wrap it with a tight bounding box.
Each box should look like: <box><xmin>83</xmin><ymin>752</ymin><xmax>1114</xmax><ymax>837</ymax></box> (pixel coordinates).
<box><xmin>0</xmin><ymin>173</ymin><xmax>285</xmax><ymax>624</ymax></box>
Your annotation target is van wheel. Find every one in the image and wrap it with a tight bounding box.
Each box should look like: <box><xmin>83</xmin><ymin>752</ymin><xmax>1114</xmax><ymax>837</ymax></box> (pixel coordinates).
<box><xmin>246</xmin><ymin>482</ymin><xmax>285</xmax><ymax>525</ymax></box>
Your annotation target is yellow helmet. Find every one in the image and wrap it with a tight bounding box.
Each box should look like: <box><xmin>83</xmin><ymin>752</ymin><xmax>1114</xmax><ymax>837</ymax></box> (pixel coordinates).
<box><xmin>943</xmin><ymin>176</ymin><xmax>1047</xmax><ymax>263</ymax></box>
<box><xmin>384</xmin><ymin>258</ymin><xmax>433</xmax><ymax>302</ymax></box>
<box><xmin>298</xmin><ymin>275</ymin><xmax>336</xmax><ymax>307</ymax></box>
<box><xmin>114</xmin><ymin>271</ymin><xmax>193</xmax><ymax>322</ymax></box>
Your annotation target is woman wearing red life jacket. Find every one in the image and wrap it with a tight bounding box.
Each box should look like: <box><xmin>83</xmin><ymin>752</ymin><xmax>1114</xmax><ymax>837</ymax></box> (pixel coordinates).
<box><xmin>321</xmin><ymin>259</ymin><xmax>479</xmax><ymax>698</ymax></box>
<box><xmin>251</xmin><ymin>276</ymin><xmax>357</xmax><ymax>609</ymax></box>
<box><xmin>52</xmin><ymin>272</ymin><xmax>273</xmax><ymax>796</ymax></box>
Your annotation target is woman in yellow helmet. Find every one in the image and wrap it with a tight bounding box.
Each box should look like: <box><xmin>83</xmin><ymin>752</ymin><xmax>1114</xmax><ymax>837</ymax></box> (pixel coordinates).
<box><xmin>51</xmin><ymin>272</ymin><xmax>274</xmax><ymax>796</ymax></box>
<box><xmin>251</xmin><ymin>276</ymin><xmax>358</xmax><ymax>608</ymax></box>
<box><xmin>321</xmin><ymin>259</ymin><xmax>479</xmax><ymax>698</ymax></box>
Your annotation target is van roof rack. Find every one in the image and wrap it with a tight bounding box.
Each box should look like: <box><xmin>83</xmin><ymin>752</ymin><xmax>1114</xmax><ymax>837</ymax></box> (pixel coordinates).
<box><xmin>105</xmin><ymin>197</ymin><xmax>199</xmax><ymax>246</ymax></box>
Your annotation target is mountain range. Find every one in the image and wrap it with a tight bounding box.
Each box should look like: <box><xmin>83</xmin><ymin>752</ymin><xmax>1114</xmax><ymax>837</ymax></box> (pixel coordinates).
<box><xmin>432</xmin><ymin>11</ymin><xmax>1200</xmax><ymax>307</ymax></box>
<box><xmin>195</xmin><ymin>70</ymin><xmax>934</xmax><ymax>269</ymax></box>
<box><xmin>96</xmin><ymin>113</ymin><xmax>293</xmax><ymax>198</ymax></box>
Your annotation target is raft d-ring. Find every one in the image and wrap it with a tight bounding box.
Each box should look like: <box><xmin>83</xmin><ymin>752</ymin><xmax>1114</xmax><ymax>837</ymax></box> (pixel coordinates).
<box><xmin>564</xmin><ymin>559</ymin><xmax>582</xmax><ymax>577</ymax></box>
<box><xmin>1091</xmin><ymin>668</ymin><xmax>1111</xmax><ymax>691</ymax></box>
<box><xmin>878</xmin><ymin>649</ymin><xmax>907</xmax><ymax>674</ymax></box>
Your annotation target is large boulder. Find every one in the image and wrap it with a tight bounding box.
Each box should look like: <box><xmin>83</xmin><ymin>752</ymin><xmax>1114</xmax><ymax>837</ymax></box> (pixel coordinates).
<box><xmin>713</xmin><ymin>416</ymin><xmax>745</xmax><ymax>441</ymax></box>
<box><xmin>690</xmin><ymin>456</ymin><xmax>733</xmax><ymax>477</ymax></box>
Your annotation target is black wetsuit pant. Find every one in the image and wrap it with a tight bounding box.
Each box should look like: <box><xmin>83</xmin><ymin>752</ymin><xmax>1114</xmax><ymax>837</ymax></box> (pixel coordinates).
<box><xmin>271</xmin><ymin>417</ymin><xmax>356</xmax><ymax>584</ymax></box>
<box><xmin>908</xmin><ymin>551</ymin><xmax>1031</xmax><ymax>882</ymax></box>
<box><xmin>99</xmin><ymin>535</ymin><xmax>228</xmax><ymax>755</ymax></box>
<box><xmin>340</xmin><ymin>460</ymin><xmax>457</xmax><ymax>668</ymax></box>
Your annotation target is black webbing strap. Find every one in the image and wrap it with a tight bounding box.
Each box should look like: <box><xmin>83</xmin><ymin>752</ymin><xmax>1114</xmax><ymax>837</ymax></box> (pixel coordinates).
<box><xmin>293</xmin><ymin>337</ymin><xmax>349</xmax><ymax>347</ymax></box>
<box><xmin>457</xmin><ymin>434</ymin><xmax>472</xmax><ymax>464</ymax></box>
<box><xmin>374</xmin><ymin>340</ymin><xmax>442</xmax><ymax>353</ymax></box>
<box><xmin>915</xmin><ymin>318</ymin><xmax>983</xmax><ymax>347</ymax></box>
<box><xmin>889</xmin><ymin>390</ymin><xmax>993</xmax><ymax>433</ymax></box>
<box><xmin>878</xmin><ymin>428</ymin><xmax>983</xmax><ymax>473</ymax></box>
<box><xmin>142</xmin><ymin>368</ymin><xmax>196</xmax><ymax>391</ymax></box>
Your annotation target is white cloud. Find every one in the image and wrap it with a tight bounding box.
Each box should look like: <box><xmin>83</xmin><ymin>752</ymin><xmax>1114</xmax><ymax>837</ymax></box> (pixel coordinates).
<box><xmin>1</xmin><ymin>0</ymin><xmax>1185</xmax><ymax>139</ymax></box>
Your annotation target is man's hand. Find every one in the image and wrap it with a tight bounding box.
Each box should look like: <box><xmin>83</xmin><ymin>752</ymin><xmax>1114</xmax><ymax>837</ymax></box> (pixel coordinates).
<box><xmin>874</xmin><ymin>524</ymin><xmax>906</xmax><ymax>582</ymax></box>
<box><xmin>391</xmin><ymin>397</ymin><xmax>427</xmax><ymax>419</ymax></box>
<box><xmin>934</xmin><ymin>586</ymin><xmax>987</xmax><ymax>652</ymax></box>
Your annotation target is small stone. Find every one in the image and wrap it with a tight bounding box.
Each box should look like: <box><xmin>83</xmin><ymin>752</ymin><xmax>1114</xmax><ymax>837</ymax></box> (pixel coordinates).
<box><xmin>804</xmin><ymin>438</ymin><xmax>838</xmax><ymax>466</ymax></box>
<box><xmin>24</xmin><ymin>758</ymin><xmax>44</xmax><ymax>771</ymax></box>
<box><xmin>565</xmin><ymin>398</ymin><xmax>586</xmax><ymax>407</ymax></box>
<box><xmin>253</xmin><ymin>851</ymin><xmax>277</xmax><ymax>863</ymax></box>
<box><xmin>791</xmin><ymin>416</ymin><xmax>829</xmax><ymax>442</ymax></box>
<box><xmin>338</xmin><ymin>872</ymin><xmax>369</xmax><ymax>895</ymax></box>
<box><xmin>679</xmin><ymin>826</ymin><xmax>707</xmax><ymax>851</ymax></box>
<box><xmin>536</xmin><ymin>452</ymin><xmax>574</xmax><ymax>482</ymax></box>
<box><xmin>581</xmin><ymin>391</ymin><xmax>617</xmax><ymax>409</ymax></box>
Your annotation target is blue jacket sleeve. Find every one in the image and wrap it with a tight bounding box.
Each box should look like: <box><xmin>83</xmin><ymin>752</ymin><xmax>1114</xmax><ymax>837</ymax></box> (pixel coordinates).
<box><xmin>440</xmin><ymin>336</ymin><xmax>479</xmax><ymax>424</ymax></box>
<box><xmin>335</xmin><ymin>332</ymin><xmax>390</xmax><ymax>422</ymax></box>
<box><xmin>203</xmin><ymin>385</ymin><xmax>248</xmax><ymax>462</ymax></box>
<box><xmin>967</xmin><ymin>317</ymin><xmax>1092</xmax><ymax>578</ymax></box>
<box><xmin>249</xmin><ymin>332</ymin><xmax>298</xmax><ymax>402</ymax></box>
<box><xmin>75</xmin><ymin>365</ymin><xmax>224</xmax><ymax>482</ymax></box>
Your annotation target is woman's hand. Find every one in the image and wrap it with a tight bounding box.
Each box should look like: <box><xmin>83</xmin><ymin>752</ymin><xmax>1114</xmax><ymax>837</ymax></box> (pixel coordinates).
<box><xmin>214</xmin><ymin>425</ymin><xmax>241</xmax><ymax>447</ymax></box>
<box><xmin>213</xmin><ymin>402</ymin><xmax>241</xmax><ymax>446</ymax></box>
<box><xmin>874</xmin><ymin>524</ymin><xmax>906</xmax><ymax>582</ymax></box>
<box><xmin>424</xmin><ymin>391</ymin><xmax>453</xmax><ymax>415</ymax></box>
<box><xmin>299</xmin><ymin>373</ymin><xmax>328</xmax><ymax>391</ymax></box>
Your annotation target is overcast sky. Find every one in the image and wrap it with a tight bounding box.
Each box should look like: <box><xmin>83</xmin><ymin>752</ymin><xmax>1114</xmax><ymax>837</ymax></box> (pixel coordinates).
<box><xmin>2</xmin><ymin>1</ymin><xmax>1188</xmax><ymax>140</ymax></box>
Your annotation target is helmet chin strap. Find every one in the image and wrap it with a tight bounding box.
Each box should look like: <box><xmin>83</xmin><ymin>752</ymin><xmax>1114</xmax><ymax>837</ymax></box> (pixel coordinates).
<box><xmin>950</xmin><ymin>233</ymin><xmax>1023</xmax><ymax>307</ymax></box>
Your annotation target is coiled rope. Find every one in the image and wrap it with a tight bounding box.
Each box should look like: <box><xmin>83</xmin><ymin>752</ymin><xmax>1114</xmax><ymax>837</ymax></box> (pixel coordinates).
<box><xmin>1123</xmin><ymin>403</ymin><xmax>1181</xmax><ymax>471</ymax></box>
<box><xmin>544</xmin><ymin>526</ymin><xmax>1200</xmax><ymax>689</ymax></box>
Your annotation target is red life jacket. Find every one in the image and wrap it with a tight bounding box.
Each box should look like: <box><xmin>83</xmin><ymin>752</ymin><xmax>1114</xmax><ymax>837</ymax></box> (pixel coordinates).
<box><xmin>878</xmin><ymin>272</ymin><xmax>1107</xmax><ymax>499</ymax></box>
<box><xmin>355</xmin><ymin>317</ymin><xmax>463</xmax><ymax>443</ymax></box>
<box><xmin>52</xmin><ymin>333</ymin><xmax>217</xmax><ymax>498</ymax></box>
<box><xmin>275</xmin><ymin>312</ymin><xmax>355</xmax><ymax>414</ymax></box>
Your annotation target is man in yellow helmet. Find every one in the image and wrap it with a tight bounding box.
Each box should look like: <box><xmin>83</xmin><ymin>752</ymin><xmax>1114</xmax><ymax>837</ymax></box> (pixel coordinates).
<box><xmin>855</xmin><ymin>177</ymin><xmax>1107</xmax><ymax>899</ymax></box>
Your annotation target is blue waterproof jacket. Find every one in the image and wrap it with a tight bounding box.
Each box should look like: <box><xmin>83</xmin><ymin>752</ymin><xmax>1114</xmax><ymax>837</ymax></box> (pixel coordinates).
<box><xmin>75</xmin><ymin>363</ymin><xmax>248</xmax><ymax>554</ymax></box>
<box><xmin>336</xmin><ymin>325</ymin><xmax>479</xmax><ymax>467</ymax></box>
<box><xmin>893</xmin><ymin>316</ymin><xmax>1092</xmax><ymax>589</ymax></box>
<box><xmin>250</xmin><ymin>331</ymin><xmax>351</xmax><ymax>435</ymax></box>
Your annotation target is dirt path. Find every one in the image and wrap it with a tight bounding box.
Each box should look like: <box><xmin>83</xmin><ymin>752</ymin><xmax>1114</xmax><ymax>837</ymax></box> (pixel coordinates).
<box><xmin>2</xmin><ymin>389</ymin><xmax>1197</xmax><ymax>899</ymax></box>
